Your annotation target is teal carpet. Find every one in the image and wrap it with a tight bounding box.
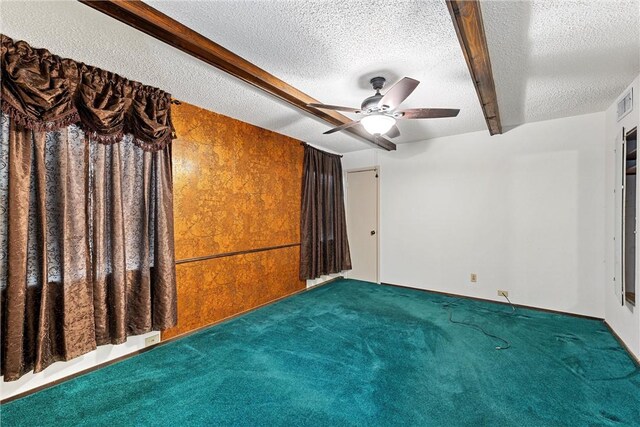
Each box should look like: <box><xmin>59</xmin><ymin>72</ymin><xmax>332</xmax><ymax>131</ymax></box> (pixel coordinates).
<box><xmin>2</xmin><ymin>279</ymin><xmax>639</xmax><ymax>426</ymax></box>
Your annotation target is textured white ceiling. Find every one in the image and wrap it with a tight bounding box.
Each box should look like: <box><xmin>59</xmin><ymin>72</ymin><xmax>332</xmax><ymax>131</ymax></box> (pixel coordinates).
<box><xmin>147</xmin><ymin>0</ymin><xmax>485</xmax><ymax>149</ymax></box>
<box><xmin>1</xmin><ymin>0</ymin><xmax>483</xmax><ymax>153</ymax></box>
<box><xmin>483</xmin><ymin>0</ymin><xmax>640</xmax><ymax>130</ymax></box>
<box><xmin>2</xmin><ymin>1</ymin><xmax>639</xmax><ymax>153</ymax></box>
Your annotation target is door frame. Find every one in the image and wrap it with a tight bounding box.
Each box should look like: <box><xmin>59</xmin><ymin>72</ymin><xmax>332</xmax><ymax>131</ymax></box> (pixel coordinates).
<box><xmin>621</xmin><ymin>126</ymin><xmax>627</xmax><ymax>306</ymax></box>
<box><xmin>623</xmin><ymin>126</ymin><xmax>638</xmax><ymax>307</ymax></box>
<box><xmin>345</xmin><ymin>166</ymin><xmax>380</xmax><ymax>283</ymax></box>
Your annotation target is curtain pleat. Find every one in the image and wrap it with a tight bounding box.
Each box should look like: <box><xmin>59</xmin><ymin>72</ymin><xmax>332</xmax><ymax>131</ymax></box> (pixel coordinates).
<box><xmin>32</xmin><ymin>130</ymin><xmax>51</xmax><ymax>372</ymax></box>
<box><xmin>59</xmin><ymin>127</ymin><xmax>96</xmax><ymax>363</ymax></box>
<box><xmin>92</xmin><ymin>142</ymin><xmax>110</xmax><ymax>344</ymax></box>
<box><xmin>299</xmin><ymin>145</ymin><xmax>352</xmax><ymax>280</ymax></box>
<box><xmin>4</xmin><ymin>123</ymin><xmax>32</xmax><ymax>378</ymax></box>
<box><xmin>151</xmin><ymin>147</ymin><xmax>177</xmax><ymax>330</ymax></box>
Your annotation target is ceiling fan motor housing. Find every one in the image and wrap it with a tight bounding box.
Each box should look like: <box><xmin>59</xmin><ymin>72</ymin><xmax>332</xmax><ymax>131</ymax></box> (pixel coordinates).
<box><xmin>361</xmin><ymin>93</ymin><xmax>384</xmax><ymax>111</ymax></box>
<box><xmin>362</xmin><ymin>76</ymin><xmax>388</xmax><ymax>112</ymax></box>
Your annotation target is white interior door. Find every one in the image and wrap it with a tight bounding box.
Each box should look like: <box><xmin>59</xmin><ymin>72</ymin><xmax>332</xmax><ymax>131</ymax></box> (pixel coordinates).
<box><xmin>346</xmin><ymin>169</ymin><xmax>379</xmax><ymax>282</ymax></box>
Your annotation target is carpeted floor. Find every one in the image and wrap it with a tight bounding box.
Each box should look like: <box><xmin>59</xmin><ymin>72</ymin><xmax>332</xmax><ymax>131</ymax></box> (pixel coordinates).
<box><xmin>2</xmin><ymin>279</ymin><xmax>639</xmax><ymax>426</ymax></box>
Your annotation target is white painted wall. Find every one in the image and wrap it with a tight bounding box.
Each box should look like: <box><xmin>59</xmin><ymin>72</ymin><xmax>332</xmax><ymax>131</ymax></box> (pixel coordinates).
<box><xmin>1</xmin><ymin>331</ymin><xmax>158</xmax><ymax>400</ymax></box>
<box><xmin>342</xmin><ymin>112</ymin><xmax>607</xmax><ymax>318</ymax></box>
<box><xmin>604</xmin><ymin>75</ymin><xmax>640</xmax><ymax>359</ymax></box>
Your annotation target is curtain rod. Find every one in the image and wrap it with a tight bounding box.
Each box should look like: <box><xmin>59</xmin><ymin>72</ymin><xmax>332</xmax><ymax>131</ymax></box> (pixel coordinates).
<box><xmin>300</xmin><ymin>142</ymin><xmax>344</xmax><ymax>158</ymax></box>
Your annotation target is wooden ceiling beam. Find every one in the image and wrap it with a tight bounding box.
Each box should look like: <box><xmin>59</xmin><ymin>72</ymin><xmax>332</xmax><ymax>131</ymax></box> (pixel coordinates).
<box><xmin>446</xmin><ymin>0</ymin><xmax>502</xmax><ymax>135</ymax></box>
<box><xmin>79</xmin><ymin>0</ymin><xmax>396</xmax><ymax>151</ymax></box>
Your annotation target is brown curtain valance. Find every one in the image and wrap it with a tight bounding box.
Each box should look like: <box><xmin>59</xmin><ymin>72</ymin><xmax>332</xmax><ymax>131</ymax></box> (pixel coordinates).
<box><xmin>1</xmin><ymin>34</ymin><xmax>175</xmax><ymax>151</ymax></box>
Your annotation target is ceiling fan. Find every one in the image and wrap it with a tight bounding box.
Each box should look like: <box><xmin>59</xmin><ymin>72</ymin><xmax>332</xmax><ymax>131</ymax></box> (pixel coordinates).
<box><xmin>308</xmin><ymin>76</ymin><xmax>460</xmax><ymax>138</ymax></box>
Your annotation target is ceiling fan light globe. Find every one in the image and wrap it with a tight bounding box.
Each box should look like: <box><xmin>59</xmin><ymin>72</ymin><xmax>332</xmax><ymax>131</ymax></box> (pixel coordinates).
<box><xmin>361</xmin><ymin>115</ymin><xmax>396</xmax><ymax>135</ymax></box>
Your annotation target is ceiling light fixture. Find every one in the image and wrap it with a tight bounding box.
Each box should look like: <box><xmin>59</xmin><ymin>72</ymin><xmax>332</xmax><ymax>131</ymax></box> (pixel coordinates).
<box><xmin>361</xmin><ymin>114</ymin><xmax>396</xmax><ymax>136</ymax></box>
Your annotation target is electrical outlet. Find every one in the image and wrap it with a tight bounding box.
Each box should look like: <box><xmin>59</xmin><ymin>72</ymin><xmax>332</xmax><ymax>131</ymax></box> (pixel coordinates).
<box><xmin>470</xmin><ymin>273</ymin><xmax>477</xmax><ymax>283</ymax></box>
<box><xmin>145</xmin><ymin>334</ymin><xmax>160</xmax><ymax>347</ymax></box>
<box><xmin>497</xmin><ymin>290</ymin><xmax>509</xmax><ymax>298</ymax></box>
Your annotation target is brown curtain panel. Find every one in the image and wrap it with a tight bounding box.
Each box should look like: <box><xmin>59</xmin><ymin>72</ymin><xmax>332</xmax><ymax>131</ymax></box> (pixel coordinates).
<box><xmin>0</xmin><ymin>35</ymin><xmax>177</xmax><ymax>381</ymax></box>
<box><xmin>300</xmin><ymin>145</ymin><xmax>352</xmax><ymax>280</ymax></box>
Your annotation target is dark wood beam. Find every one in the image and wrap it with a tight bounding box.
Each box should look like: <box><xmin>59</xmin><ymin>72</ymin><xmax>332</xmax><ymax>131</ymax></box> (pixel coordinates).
<box><xmin>446</xmin><ymin>0</ymin><xmax>502</xmax><ymax>135</ymax></box>
<box><xmin>79</xmin><ymin>0</ymin><xmax>396</xmax><ymax>151</ymax></box>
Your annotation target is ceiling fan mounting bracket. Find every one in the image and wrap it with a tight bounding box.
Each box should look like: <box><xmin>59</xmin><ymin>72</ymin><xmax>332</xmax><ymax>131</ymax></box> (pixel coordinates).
<box><xmin>369</xmin><ymin>76</ymin><xmax>386</xmax><ymax>91</ymax></box>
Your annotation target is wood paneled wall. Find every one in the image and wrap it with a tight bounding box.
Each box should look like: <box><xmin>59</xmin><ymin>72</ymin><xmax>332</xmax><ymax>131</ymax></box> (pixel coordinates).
<box><xmin>163</xmin><ymin>102</ymin><xmax>305</xmax><ymax>339</ymax></box>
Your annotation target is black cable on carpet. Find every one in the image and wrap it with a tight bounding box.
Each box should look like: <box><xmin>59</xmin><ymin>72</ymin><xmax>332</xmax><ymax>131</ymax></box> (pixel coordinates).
<box><xmin>443</xmin><ymin>298</ymin><xmax>512</xmax><ymax>350</ymax></box>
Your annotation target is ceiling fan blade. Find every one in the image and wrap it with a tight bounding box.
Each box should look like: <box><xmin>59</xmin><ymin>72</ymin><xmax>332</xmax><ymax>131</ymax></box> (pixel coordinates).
<box><xmin>378</xmin><ymin>77</ymin><xmax>420</xmax><ymax>110</ymax></box>
<box><xmin>398</xmin><ymin>108</ymin><xmax>460</xmax><ymax>119</ymax></box>
<box><xmin>308</xmin><ymin>103</ymin><xmax>361</xmax><ymax>113</ymax></box>
<box><xmin>386</xmin><ymin>124</ymin><xmax>401</xmax><ymax>139</ymax></box>
<box><xmin>323</xmin><ymin>120</ymin><xmax>361</xmax><ymax>135</ymax></box>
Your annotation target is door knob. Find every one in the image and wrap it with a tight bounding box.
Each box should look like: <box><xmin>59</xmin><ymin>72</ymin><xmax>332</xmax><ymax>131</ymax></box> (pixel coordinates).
<box><xmin>370</xmin><ymin>230</ymin><xmax>376</xmax><ymax>235</ymax></box>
